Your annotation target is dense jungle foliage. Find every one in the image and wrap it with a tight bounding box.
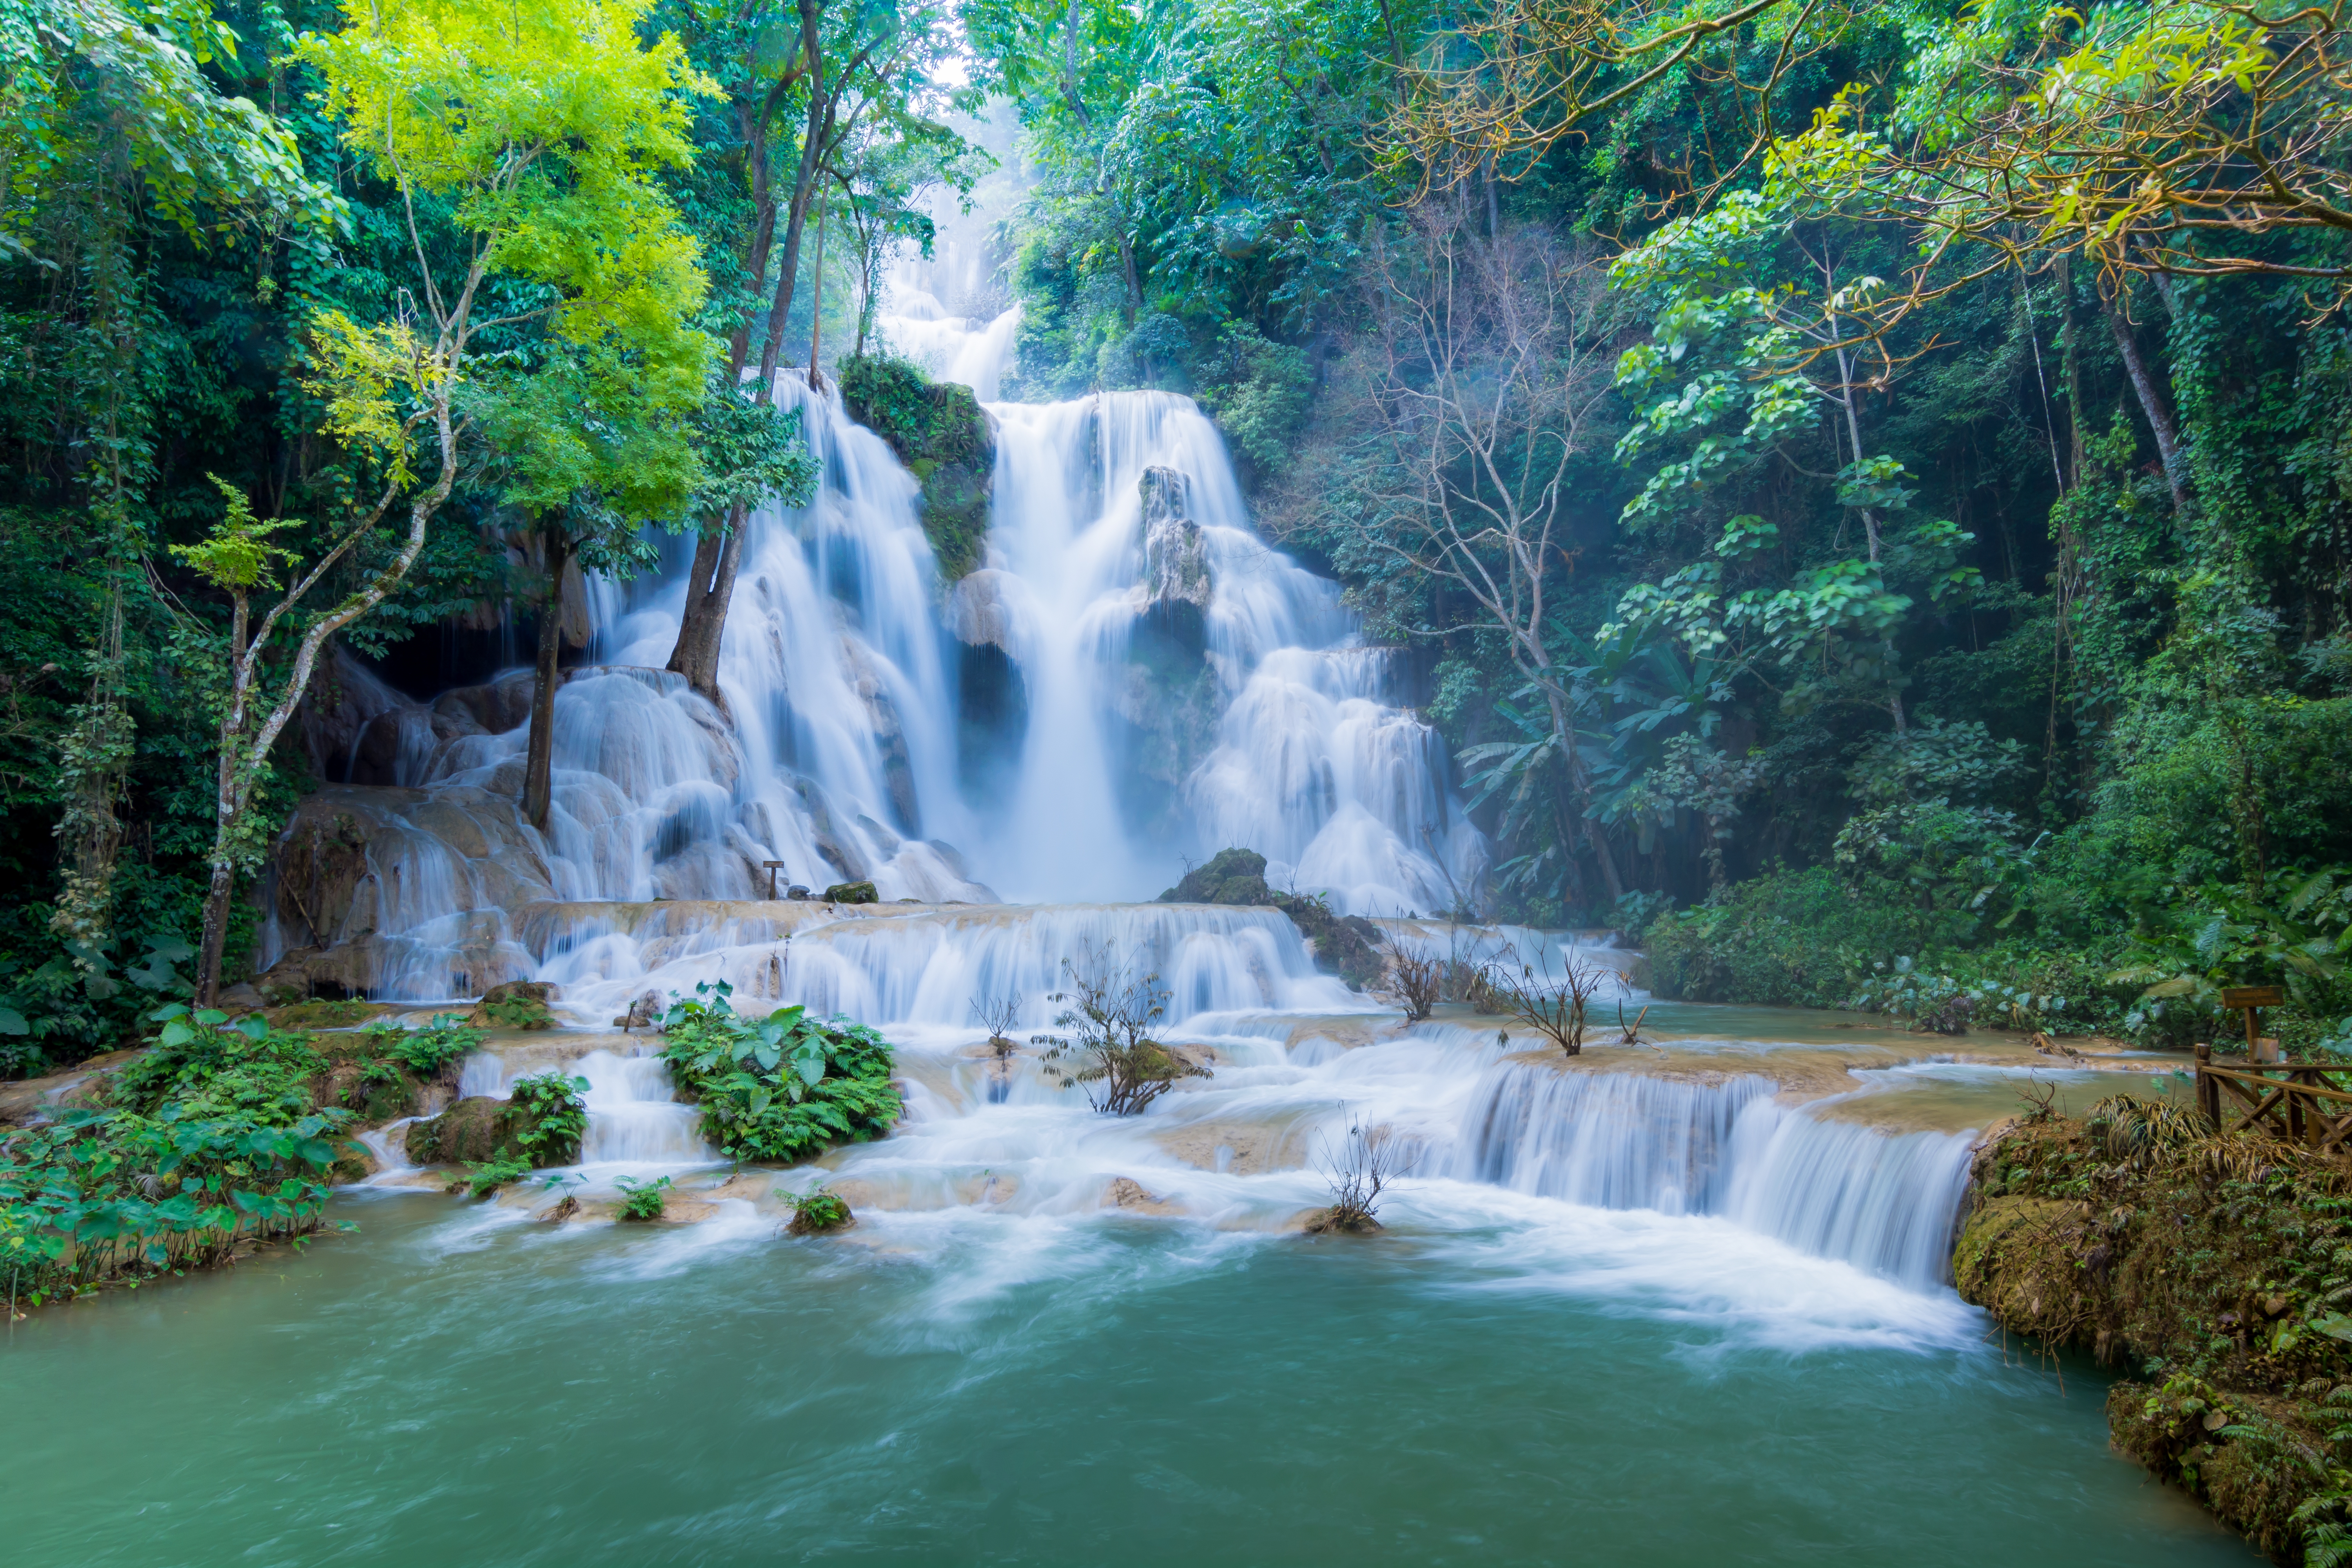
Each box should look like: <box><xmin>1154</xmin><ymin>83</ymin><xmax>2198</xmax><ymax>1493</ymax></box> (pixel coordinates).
<box><xmin>0</xmin><ymin>0</ymin><xmax>2347</xmax><ymax>1075</ymax></box>
<box><xmin>957</xmin><ymin>0</ymin><xmax>2352</xmax><ymax>1055</ymax></box>
<box><xmin>0</xmin><ymin>1006</ymin><xmax>480</xmax><ymax>1304</ymax></box>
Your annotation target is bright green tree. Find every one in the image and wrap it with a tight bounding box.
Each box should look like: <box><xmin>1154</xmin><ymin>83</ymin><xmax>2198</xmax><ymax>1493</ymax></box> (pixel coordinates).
<box><xmin>177</xmin><ymin>0</ymin><xmax>719</xmax><ymax>1004</ymax></box>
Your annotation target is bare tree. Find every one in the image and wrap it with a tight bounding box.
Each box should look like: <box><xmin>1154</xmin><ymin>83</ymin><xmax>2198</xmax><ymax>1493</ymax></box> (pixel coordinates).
<box><xmin>1314</xmin><ymin>201</ymin><xmax>1630</xmax><ymax>902</ymax></box>
<box><xmin>1391</xmin><ymin>950</ymin><xmax>1444</xmax><ymax>1021</ymax></box>
<box><xmin>970</xmin><ymin>992</ymin><xmax>1021</xmax><ymax>1102</ymax></box>
<box><xmin>1483</xmin><ymin>946</ymin><xmax>1611</xmax><ymax>1056</ymax></box>
<box><xmin>1309</xmin><ymin>1118</ymin><xmax>1400</xmax><ymax>1234</ymax></box>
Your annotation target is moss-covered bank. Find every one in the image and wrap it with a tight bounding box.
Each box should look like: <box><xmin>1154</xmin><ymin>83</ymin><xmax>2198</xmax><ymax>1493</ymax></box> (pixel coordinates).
<box><xmin>1956</xmin><ymin>1102</ymin><xmax>2352</xmax><ymax>1562</ymax></box>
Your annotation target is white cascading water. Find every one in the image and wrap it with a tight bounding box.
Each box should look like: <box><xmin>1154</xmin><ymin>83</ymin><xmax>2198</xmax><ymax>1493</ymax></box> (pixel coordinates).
<box><xmin>1451</xmin><ymin>1058</ymin><xmax>1975</xmax><ymax>1285</ymax></box>
<box><xmin>305</xmin><ymin>242</ymin><xmax>1980</xmax><ymax>1305</ymax></box>
<box><xmin>265</xmin><ymin>296</ymin><xmax>1478</xmax><ymax>993</ymax></box>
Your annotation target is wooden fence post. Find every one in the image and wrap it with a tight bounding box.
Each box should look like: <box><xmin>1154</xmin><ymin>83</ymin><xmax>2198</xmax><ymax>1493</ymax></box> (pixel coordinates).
<box><xmin>2197</xmin><ymin>1042</ymin><xmax>2219</xmax><ymax>1126</ymax></box>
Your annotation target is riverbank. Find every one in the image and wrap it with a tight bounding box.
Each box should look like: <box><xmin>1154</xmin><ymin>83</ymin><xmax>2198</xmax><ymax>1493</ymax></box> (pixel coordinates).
<box><xmin>1957</xmin><ymin>1100</ymin><xmax>2352</xmax><ymax>1563</ymax></box>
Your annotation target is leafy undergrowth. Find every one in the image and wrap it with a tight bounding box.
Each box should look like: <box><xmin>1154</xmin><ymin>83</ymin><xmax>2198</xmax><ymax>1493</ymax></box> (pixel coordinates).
<box><xmin>1956</xmin><ymin>1100</ymin><xmax>2352</xmax><ymax>1563</ymax></box>
<box><xmin>657</xmin><ymin>982</ymin><xmax>900</xmax><ymax>1163</ymax></box>
<box><xmin>0</xmin><ymin>1009</ymin><xmax>486</xmax><ymax>1308</ymax></box>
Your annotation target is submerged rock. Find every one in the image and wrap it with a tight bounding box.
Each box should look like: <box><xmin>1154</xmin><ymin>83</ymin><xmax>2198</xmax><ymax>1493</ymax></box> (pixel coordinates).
<box><xmin>1100</xmin><ymin>1176</ymin><xmax>1183</xmax><ymax>1216</ymax></box>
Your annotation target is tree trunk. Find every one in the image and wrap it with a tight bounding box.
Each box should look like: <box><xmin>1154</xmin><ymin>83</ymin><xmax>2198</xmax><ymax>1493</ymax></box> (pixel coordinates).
<box><xmin>672</xmin><ymin>0</ymin><xmax>830</xmax><ymax>700</ymax></box>
<box><xmin>195</xmin><ymin>857</ymin><xmax>237</xmax><ymax>1009</ymax></box>
<box><xmin>523</xmin><ymin>526</ymin><xmax>570</xmax><ymax>831</ymax></box>
<box><xmin>807</xmin><ymin>184</ymin><xmax>827</xmax><ymax>391</ymax></box>
<box><xmin>2100</xmin><ymin>288</ymin><xmax>2190</xmax><ymax>512</ymax></box>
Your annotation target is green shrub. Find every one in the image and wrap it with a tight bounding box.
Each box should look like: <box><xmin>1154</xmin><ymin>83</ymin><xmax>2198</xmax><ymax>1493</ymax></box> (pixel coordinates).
<box><xmin>362</xmin><ymin>1014</ymin><xmax>481</xmax><ymax>1078</ymax></box>
<box><xmin>114</xmin><ymin>1006</ymin><xmax>325</xmax><ymax>1123</ymax></box>
<box><xmin>784</xmin><ymin>1186</ymin><xmax>851</xmax><ymax>1234</ymax></box>
<box><xmin>614</xmin><ymin>1174</ymin><xmax>670</xmax><ymax>1221</ymax></box>
<box><xmin>455</xmin><ymin>1156</ymin><xmax>532</xmax><ymax>1198</ymax></box>
<box><xmin>658</xmin><ymin>981</ymin><xmax>900</xmax><ymax>1163</ymax></box>
<box><xmin>0</xmin><ymin>1006</ymin><xmax>350</xmax><ymax>1298</ymax></box>
<box><xmin>505</xmin><ymin>1071</ymin><xmax>590</xmax><ymax>1165</ymax></box>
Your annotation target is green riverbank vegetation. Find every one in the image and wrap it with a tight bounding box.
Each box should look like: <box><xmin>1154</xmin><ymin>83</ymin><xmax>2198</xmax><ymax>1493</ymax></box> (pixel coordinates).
<box><xmin>0</xmin><ymin>1007</ymin><xmax>483</xmax><ymax>1307</ymax></box>
<box><xmin>1960</xmin><ymin>1098</ymin><xmax>2352</xmax><ymax>1564</ymax></box>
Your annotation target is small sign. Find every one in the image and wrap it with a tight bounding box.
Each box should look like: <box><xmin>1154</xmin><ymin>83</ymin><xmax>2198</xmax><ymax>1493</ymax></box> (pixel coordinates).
<box><xmin>2221</xmin><ymin>985</ymin><xmax>2285</xmax><ymax>1009</ymax></box>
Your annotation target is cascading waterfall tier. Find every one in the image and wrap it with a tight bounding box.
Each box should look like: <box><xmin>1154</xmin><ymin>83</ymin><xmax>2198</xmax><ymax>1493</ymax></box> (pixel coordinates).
<box><xmin>1452</xmin><ymin>1058</ymin><xmax>1976</xmax><ymax>1287</ymax></box>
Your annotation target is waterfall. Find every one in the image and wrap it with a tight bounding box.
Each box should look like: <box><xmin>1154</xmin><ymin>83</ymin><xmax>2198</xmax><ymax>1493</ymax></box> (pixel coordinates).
<box><xmin>266</xmin><ymin>304</ymin><xmax>1481</xmax><ymax>993</ymax></box>
<box><xmin>456</xmin><ymin>1044</ymin><xmax>714</xmax><ymax>1169</ymax></box>
<box><xmin>1450</xmin><ymin>1059</ymin><xmax>1976</xmax><ymax>1288</ymax></box>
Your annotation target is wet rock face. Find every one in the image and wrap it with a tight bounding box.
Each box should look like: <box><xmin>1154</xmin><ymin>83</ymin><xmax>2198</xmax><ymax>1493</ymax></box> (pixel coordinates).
<box><xmin>1140</xmin><ymin>466</ymin><xmax>1211</xmax><ymax>613</ymax></box>
<box><xmin>1157</xmin><ymin>847</ymin><xmax>1386</xmax><ymax>991</ymax></box>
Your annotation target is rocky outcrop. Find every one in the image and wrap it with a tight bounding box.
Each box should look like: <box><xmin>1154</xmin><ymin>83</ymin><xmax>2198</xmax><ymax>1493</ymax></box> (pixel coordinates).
<box><xmin>254</xmin><ymin>784</ymin><xmax>557</xmax><ymax>1000</ymax></box>
<box><xmin>1157</xmin><ymin>848</ymin><xmax>1387</xmax><ymax>990</ymax></box>
<box><xmin>837</xmin><ymin>353</ymin><xmax>995</xmax><ymax>581</ymax></box>
<box><xmin>1139</xmin><ymin>466</ymin><xmax>1211</xmax><ymax>613</ymax></box>
<box><xmin>949</xmin><ymin>569</ymin><xmax>1022</xmax><ymax>654</ymax></box>
<box><xmin>404</xmin><ymin>1096</ymin><xmax>524</xmax><ymax>1165</ymax></box>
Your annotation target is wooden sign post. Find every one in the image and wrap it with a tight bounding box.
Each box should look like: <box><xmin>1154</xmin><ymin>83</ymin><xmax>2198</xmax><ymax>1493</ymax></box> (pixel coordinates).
<box><xmin>763</xmin><ymin>860</ymin><xmax>787</xmax><ymax>900</ymax></box>
<box><xmin>2221</xmin><ymin>984</ymin><xmax>2285</xmax><ymax>1060</ymax></box>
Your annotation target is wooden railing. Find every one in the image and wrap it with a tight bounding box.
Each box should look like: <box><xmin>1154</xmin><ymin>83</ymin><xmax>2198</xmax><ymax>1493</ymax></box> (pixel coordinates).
<box><xmin>2195</xmin><ymin>1043</ymin><xmax>2352</xmax><ymax>1152</ymax></box>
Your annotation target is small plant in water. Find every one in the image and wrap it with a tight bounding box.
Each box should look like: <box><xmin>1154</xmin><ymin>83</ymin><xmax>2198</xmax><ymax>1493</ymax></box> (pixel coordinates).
<box><xmin>506</xmin><ymin>1071</ymin><xmax>590</xmax><ymax>1163</ymax></box>
<box><xmin>614</xmin><ymin>1174</ymin><xmax>671</xmax><ymax>1221</ymax></box>
<box><xmin>1033</xmin><ymin>947</ymin><xmax>1207</xmax><ymax>1116</ymax></box>
<box><xmin>970</xmin><ymin>993</ymin><xmax>1022</xmax><ymax>1102</ymax></box>
<box><xmin>1308</xmin><ymin>1118</ymin><xmax>1397</xmax><ymax>1234</ymax></box>
<box><xmin>1390</xmin><ymin>951</ymin><xmax>1443</xmax><ymax>1022</ymax></box>
<box><xmin>784</xmin><ymin>1186</ymin><xmax>853</xmax><ymax>1234</ymax></box>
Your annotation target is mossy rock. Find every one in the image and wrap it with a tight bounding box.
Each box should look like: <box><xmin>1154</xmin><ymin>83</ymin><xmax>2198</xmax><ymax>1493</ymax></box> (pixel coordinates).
<box><xmin>1156</xmin><ymin>848</ymin><xmax>1386</xmax><ymax>990</ymax></box>
<box><xmin>263</xmin><ymin>998</ymin><xmax>388</xmax><ymax>1031</ymax></box>
<box><xmin>326</xmin><ymin>1139</ymin><xmax>376</xmax><ymax>1185</ymax></box>
<box><xmin>825</xmin><ymin>880</ymin><xmax>879</xmax><ymax>905</ymax></box>
<box><xmin>2109</xmin><ymin>1379</ymin><xmax>2318</xmax><ymax>1561</ymax></box>
<box><xmin>1301</xmin><ymin>1207</ymin><xmax>1384</xmax><ymax>1235</ymax></box>
<box><xmin>405</xmin><ymin>1096</ymin><xmax>527</xmax><ymax>1165</ymax></box>
<box><xmin>1158</xmin><ymin>847</ymin><xmax>1272</xmax><ymax>906</ymax></box>
<box><xmin>466</xmin><ymin>980</ymin><xmax>560</xmax><ymax>1031</ymax></box>
<box><xmin>787</xmin><ymin>1191</ymin><xmax>855</xmax><ymax>1235</ymax></box>
<box><xmin>837</xmin><ymin>353</ymin><xmax>994</xmax><ymax>581</ymax></box>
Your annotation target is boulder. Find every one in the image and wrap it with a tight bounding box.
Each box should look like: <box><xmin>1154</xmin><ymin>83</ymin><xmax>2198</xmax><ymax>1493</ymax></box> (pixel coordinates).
<box><xmin>825</xmin><ymin>880</ymin><xmax>879</xmax><ymax>905</ymax></box>
<box><xmin>949</xmin><ymin>569</ymin><xmax>1022</xmax><ymax>653</ymax></box>
<box><xmin>1158</xmin><ymin>847</ymin><xmax>1272</xmax><ymax>906</ymax></box>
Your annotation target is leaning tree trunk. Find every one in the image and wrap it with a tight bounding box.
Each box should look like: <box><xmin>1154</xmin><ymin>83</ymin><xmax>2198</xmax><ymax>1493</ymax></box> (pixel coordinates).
<box><xmin>669</xmin><ymin>0</ymin><xmax>849</xmax><ymax>704</ymax></box>
<box><xmin>522</xmin><ymin>525</ymin><xmax>571</xmax><ymax>831</ymax></box>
